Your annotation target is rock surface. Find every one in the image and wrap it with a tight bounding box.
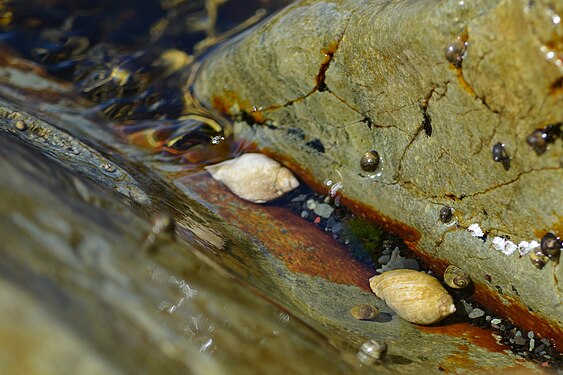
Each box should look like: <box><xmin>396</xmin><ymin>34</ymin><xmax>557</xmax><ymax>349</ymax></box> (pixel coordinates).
<box><xmin>0</xmin><ymin>49</ymin><xmax>549</xmax><ymax>372</ymax></box>
<box><xmin>192</xmin><ymin>0</ymin><xmax>563</xmax><ymax>342</ymax></box>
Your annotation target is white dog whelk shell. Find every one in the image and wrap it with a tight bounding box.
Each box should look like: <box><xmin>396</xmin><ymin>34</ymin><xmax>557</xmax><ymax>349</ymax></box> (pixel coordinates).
<box><xmin>369</xmin><ymin>269</ymin><xmax>456</xmax><ymax>325</ymax></box>
<box><xmin>205</xmin><ymin>153</ymin><xmax>299</xmax><ymax>203</ymax></box>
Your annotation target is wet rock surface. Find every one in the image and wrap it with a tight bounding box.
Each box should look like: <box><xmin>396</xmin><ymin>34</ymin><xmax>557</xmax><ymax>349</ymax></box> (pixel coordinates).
<box><xmin>193</xmin><ymin>0</ymin><xmax>563</xmax><ymax>345</ymax></box>
<box><xmin>0</xmin><ymin>53</ymin><xmax>552</xmax><ymax>372</ymax></box>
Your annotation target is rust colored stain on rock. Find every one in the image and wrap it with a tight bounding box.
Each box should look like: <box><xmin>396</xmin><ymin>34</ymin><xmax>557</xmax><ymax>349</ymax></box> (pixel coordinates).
<box><xmin>439</xmin><ymin>344</ymin><xmax>476</xmax><ymax>371</ymax></box>
<box><xmin>472</xmin><ymin>282</ymin><xmax>563</xmax><ymax>350</ymax></box>
<box><xmin>211</xmin><ymin>91</ymin><xmax>267</xmax><ymax>124</ymax></box>
<box><xmin>434</xmin><ymin>343</ymin><xmax>532</xmax><ymax>374</ymax></box>
<box><xmin>181</xmin><ymin>173</ymin><xmax>374</xmax><ymax>291</ymax></box>
<box><xmin>418</xmin><ymin>323</ymin><xmax>506</xmax><ymax>354</ymax></box>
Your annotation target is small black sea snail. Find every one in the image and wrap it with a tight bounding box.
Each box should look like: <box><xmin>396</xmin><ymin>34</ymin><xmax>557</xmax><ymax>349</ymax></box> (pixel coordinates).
<box><xmin>492</xmin><ymin>143</ymin><xmax>508</xmax><ymax>162</ymax></box>
<box><xmin>350</xmin><ymin>304</ymin><xmax>380</xmax><ymax>321</ymax></box>
<box><xmin>360</xmin><ymin>150</ymin><xmax>380</xmax><ymax>172</ymax></box>
<box><xmin>443</xmin><ymin>265</ymin><xmax>471</xmax><ymax>289</ymax></box>
<box><xmin>540</xmin><ymin>232</ymin><xmax>561</xmax><ymax>260</ymax></box>
<box><xmin>445</xmin><ymin>37</ymin><xmax>467</xmax><ymax>67</ymax></box>
<box><xmin>439</xmin><ymin>206</ymin><xmax>453</xmax><ymax>223</ymax></box>
<box><xmin>526</xmin><ymin>129</ymin><xmax>548</xmax><ymax>155</ymax></box>
<box><xmin>526</xmin><ymin>123</ymin><xmax>561</xmax><ymax>155</ymax></box>
<box><xmin>492</xmin><ymin>142</ymin><xmax>510</xmax><ymax>170</ymax></box>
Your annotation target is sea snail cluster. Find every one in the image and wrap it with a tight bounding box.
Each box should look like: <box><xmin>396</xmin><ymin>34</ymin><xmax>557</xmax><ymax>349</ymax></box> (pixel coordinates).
<box><xmin>530</xmin><ymin>232</ymin><xmax>561</xmax><ymax>269</ymax></box>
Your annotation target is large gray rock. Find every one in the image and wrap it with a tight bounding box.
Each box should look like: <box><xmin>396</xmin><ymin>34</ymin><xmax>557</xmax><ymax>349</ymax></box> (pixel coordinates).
<box><xmin>0</xmin><ymin>37</ymin><xmax>551</xmax><ymax>372</ymax></box>
<box><xmin>193</xmin><ymin>0</ymin><xmax>563</xmax><ymax>343</ymax></box>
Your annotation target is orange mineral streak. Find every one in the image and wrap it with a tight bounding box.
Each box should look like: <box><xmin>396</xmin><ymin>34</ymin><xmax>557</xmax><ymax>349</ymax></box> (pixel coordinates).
<box><xmin>183</xmin><ymin>173</ymin><xmax>374</xmax><ymax>291</ymax></box>
<box><xmin>441</xmin><ymin>344</ymin><xmax>476</xmax><ymax>371</ymax></box>
<box><xmin>418</xmin><ymin>323</ymin><xmax>506</xmax><ymax>354</ymax></box>
<box><xmin>472</xmin><ymin>282</ymin><xmax>563</xmax><ymax>350</ymax></box>
<box><xmin>434</xmin><ymin>344</ymin><xmax>532</xmax><ymax>374</ymax></box>
<box><xmin>211</xmin><ymin>91</ymin><xmax>267</xmax><ymax>124</ymax></box>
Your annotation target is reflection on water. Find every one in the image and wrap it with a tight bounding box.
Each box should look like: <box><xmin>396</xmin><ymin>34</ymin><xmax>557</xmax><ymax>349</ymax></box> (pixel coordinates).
<box><xmin>0</xmin><ymin>0</ymin><xmax>290</xmax><ymax>171</ymax></box>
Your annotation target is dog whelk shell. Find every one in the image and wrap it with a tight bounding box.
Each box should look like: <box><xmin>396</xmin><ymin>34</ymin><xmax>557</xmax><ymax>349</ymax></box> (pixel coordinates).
<box><xmin>205</xmin><ymin>153</ymin><xmax>299</xmax><ymax>203</ymax></box>
<box><xmin>369</xmin><ymin>269</ymin><xmax>456</xmax><ymax>325</ymax></box>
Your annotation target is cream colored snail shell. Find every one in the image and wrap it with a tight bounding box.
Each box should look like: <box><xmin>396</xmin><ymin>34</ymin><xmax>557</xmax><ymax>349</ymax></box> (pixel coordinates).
<box><xmin>357</xmin><ymin>339</ymin><xmax>387</xmax><ymax>364</ymax></box>
<box><xmin>350</xmin><ymin>304</ymin><xmax>380</xmax><ymax>321</ymax></box>
<box><xmin>369</xmin><ymin>269</ymin><xmax>456</xmax><ymax>325</ymax></box>
<box><xmin>443</xmin><ymin>265</ymin><xmax>471</xmax><ymax>289</ymax></box>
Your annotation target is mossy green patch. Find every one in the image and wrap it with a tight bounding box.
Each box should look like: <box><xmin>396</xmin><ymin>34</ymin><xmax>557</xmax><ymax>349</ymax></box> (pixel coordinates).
<box><xmin>341</xmin><ymin>216</ymin><xmax>386</xmax><ymax>264</ymax></box>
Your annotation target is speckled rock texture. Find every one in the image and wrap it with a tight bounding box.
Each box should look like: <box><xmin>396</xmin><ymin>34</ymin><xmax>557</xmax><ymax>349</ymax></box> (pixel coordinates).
<box><xmin>193</xmin><ymin>0</ymin><xmax>563</xmax><ymax>343</ymax></box>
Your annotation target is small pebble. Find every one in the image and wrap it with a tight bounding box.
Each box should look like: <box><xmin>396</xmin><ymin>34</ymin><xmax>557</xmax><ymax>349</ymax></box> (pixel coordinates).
<box><xmin>460</xmin><ymin>301</ymin><xmax>473</xmax><ymax>316</ymax></box>
<box><xmin>377</xmin><ymin>255</ymin><xmax>390</xmax><ymax>265</ymax></box>
<box><xmin>403</xmin><ymin>258</ymin><xmax>420</xmax><ymax>270</ymax></box>
<box><xmin>527</xmin><ymin>331</ymin><xmax>534</xmax><ymax>340</ymax></box>
<box><xmin>514</xmin><ymin>334</ymin><xmax>526</xmax><ymax>346</ymax></box>
<box><xmin>529</xmin><ymin>338</ymin><xmax>535</xmax><ymax>351</ymax></box>
<box><xmin>313</xmin><ymin>203</ymin><xmax>334</xmax><ymax>218</ymax></box>
<box><xmin>331</xmin><ymin>222</ymin><xmax>343</xmax><ymax>234</ymax></box>
<box><xmin>300</xmin><ymin>210</ymin><xmax>309</xmax><ymax>218</ymax></box>
<box><xmin>534</xmin><ymin>344</ymin><xmax>546</xmax><ymax>354</ymax></box>
<box><xmin>540</xmin><ymin>338</ymin><xmax>551</xmax><ymax>347</ymax></box>
<box><xmin>305</xmin><ymin>199</ymin><xmax>317</xmax><ymax>210</ymax></box>
<box><xmin>485</xmin><ymin>316</ymin><xmax>492</xmax><ymax>321</ymax></box>
<box><xmin>490</xmin><ymin>318</ymin><xmax>502</xmax><ymax>325</ymax></box>
<box><xmin>468</xmin><ymin>308</ymin><xmax>485</xmax><ymax>319</ymax></box>
<box><xmin>291</xmin><ymin>194</ymin><xmax>307</xmax><ymax>202</ymax></box>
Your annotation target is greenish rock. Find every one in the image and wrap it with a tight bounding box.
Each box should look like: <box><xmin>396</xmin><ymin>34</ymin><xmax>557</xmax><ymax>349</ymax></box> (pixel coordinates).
<box><xmin>192</xmin><ymin>0</ymin><xmax>563</xmax><ymax>341</ymax></box>
<box><xmin>0</xmin><ymin>49</ymin><xmax>548</xmax><ymax>372</ymax></box>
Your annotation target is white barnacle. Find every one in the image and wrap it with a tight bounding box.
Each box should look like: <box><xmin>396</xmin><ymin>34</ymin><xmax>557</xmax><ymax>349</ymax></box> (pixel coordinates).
<box><xmin>468</xmin><ymin>223</ymin><xmax>484</xmax><ymax>238</ymax></box>
<box><xmin>517</xmin><ymin>240</ymin><xmax>540</xmax><ymax>256</ymax></box>
<box><xmin>492</xmin><ymin>236</ymin><xmax>506</xmax><ymax>251</ymax></box>
<box><xmin>502</xmin><ymin>240</ymin><xmax>518</xmax><ymax>255</ymax></box>
<box><xmin>492</xmin><ymin>237</ymin><xmax>518</xmax><ymax>255</ymax></box>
